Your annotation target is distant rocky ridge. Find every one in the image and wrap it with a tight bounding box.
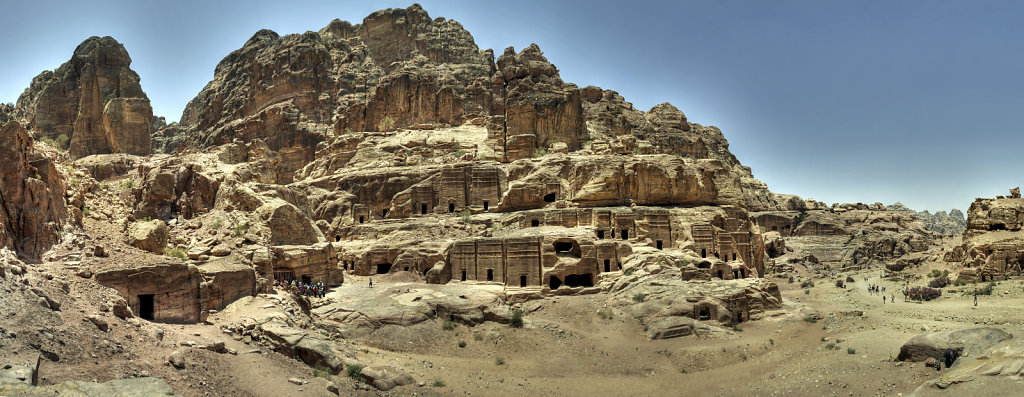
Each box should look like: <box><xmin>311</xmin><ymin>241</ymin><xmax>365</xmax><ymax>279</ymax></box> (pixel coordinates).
<box><xmin>15</xmin><ymin>36</ymin><xmax>153</xmax><ymax>158</ymax></box>
<box><xmin>886</xmin><ymin>202</ymin><xmax>966</xmax><ymax>235</ymax></box>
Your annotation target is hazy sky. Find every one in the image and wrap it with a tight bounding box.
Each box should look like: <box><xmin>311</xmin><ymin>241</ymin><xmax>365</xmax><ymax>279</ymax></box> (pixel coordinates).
<box><xmin>2</xmin><ymin>0</ymin><xmax>1021</xmax><ymax>212</ymax></box>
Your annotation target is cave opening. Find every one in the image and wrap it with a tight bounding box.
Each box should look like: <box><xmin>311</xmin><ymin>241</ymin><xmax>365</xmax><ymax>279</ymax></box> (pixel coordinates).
<box><xmin>138</xmin><ymin>294</ymin><xmax>154</xmax><ymax>321</ymax></box>
<box><xmin>376</xmin><ymin>263</ymin><xmax>392</xmax><ymax>274</ymax></box>
<box><xmin>543</xmin><ymin>193</ymin><xmax>556</xmax><ymax>203</ymax></box>
<box><xmin>549</xmin><ymin>276</ymin><xmax>562</xmax><ymax>290</ymax></box>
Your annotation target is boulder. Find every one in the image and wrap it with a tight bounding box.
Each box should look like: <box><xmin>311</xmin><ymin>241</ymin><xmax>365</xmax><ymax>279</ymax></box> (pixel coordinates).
<box><xmin>167</xmin><ymin>350</ymin><xmax>186</xmax><ymax>369</ymax></box>
<box><xmin>359</xmin><ymin>366</ymin><xmax>415</xmax><ymax>391</ymax></box>
<box><xmin>897</xmin><ymin>328</ymin><xmax>1013</xmax><ymax>362</ymax></box>
<box><xmin>294</xmin><ymin>336</ymin><xmax>345</xmax><ymax>374</ymax></box>
<box><xmin>128</xmin><ymin>220</ymin><xmax>168</xmax><ymax>253</ymax></box>
<box><xmin>257</xmin><ymin>200</ymin><xmax>323</xmax><ymax>245</ymax></box>
<box><xmin>87</xmin><ymin>314</ymin><xmax>109</xmax><ymax>332</ymax></box>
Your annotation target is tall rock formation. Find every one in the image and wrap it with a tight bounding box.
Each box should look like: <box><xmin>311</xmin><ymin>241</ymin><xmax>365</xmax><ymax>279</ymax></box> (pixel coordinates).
<box><xmin>15</xmin><ymin>36</ymin><xmax>153</xmax><ymax>158</ymax></box>
<box><xmin>953</xmin><ymin>188</ymin><xmax>1024</xmax><ymax>282</ymax></box>
<box><xmin>0</xmin><ymin>121</ymin><xmax>68</xmax><ymax>261</ymax></box>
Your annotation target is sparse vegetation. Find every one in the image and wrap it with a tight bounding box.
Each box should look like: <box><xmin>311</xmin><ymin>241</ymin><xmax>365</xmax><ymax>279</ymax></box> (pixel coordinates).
<box><xmin>800</xmin><ymin>280</ymin><xmax>815</xmax><ymax>288</ymax></box>
<box><xmin>509</xmin><ymin>308</ymin><xmax>524</xmax><ymax>328</ymax></box>
<box><xmin>632</xmin><ymin>293</ymin><xmax>647</xmax><ymax>303</ymax></box>
<box><xmin>928</xmin><ymin>275</ymin><xmax>950</xmax><ymax>289</ymax></box>
<box><xmin>377</xmin><ymin>115</ymin><xmax>395</xmax><ymax>131</ymax></box>
<box><xmin>495</xmin><ymin>357</ymin><xmax>505</xmax><ymax>365</ymax></box>
<box><xmin>120</xmin><ymin>178</ymin><xmax>135</xmax><ymax>190</ymax></box>
<box><xmin>597</xmin><ymin>308</ymin><xmax>614</xmax><ymax>320</ymax></box>
<box><xmin>835</xmin><ymin>279</ymin><xmax>845</xmax><ymax>288</ymax></box>
<box><xmin>211</xmin><ymin>218</ymin><xmax>223</xmax><ymax>230</ymax></box>
<box><xmin>164</xmin><ymin>246</ymin><xmax>187</xmax><ymax>260</ymax></box>
<box><xmin>847</xmin><ymin>347</ymin><xmax>857</xmax><ymax>354</ymax></box>
<box><xmin>458</xmin><ymin>340</ymin><xmax>467</xmax><ymax>348</ymax></box>
<box><xmin>454</xmin><ymin>149</ymin><xmax>467</xmax><ymax>158</ymax></box>
<box><xmin>803</xmin><ymin>316</ymin><xmax>817</xmax><ymax>323</ymax></box>
<box><xmin>346</xmin><ymin>364</ymin><xmax>365</xmax><ymax>382</ymax></box>
<box><xmin>443</xmin><ymin>318</ymin><xmax>456</xmax><ymax>331</ymax></box>
<box><xmin>787</xmin><ymin>275</ymin><xmax>794</xmax><ymax>283</ymax></box>
<box><xmin>732</xmin><ymin>324</ymin><xmax>743</xmax><ymax>332</ymax></box>
<box><xmin>460</xmin><ymin>208</ymin><xmax>471</xmax><ymax>223</ymax></box>
<box><xmin>975</xmin><ymin>282</ymin><xmax>996</xmax><ymax>296</ymax></box>
<box><xmin>232</xmin><ymin>221</ymin><xmax>250</xmax><ymax>237</ymax></box>
<box><xmin>82</xmin><ymin>205</ymin><xmax>90</xmax><ymax>217</ymax></box>
<box><xmin>431</xmin><ymin>379</ymin><xmax>446</xmax><ymax>387</ymax></box>
<box><xmin>534</xmin><ymin>147</ymin><xmax>548</xmax><ymax>157</ymax></box>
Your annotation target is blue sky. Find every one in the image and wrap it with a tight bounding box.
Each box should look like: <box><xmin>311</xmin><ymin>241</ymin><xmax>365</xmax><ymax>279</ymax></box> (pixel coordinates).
<box><xmin>2</xmin><ymin>0</ymin><xmax>1022</xmax><ymax>212</ymax></box>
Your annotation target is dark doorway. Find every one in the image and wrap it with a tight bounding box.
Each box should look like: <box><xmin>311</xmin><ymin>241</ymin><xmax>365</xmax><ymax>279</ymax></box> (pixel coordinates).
<box><xmin>733</xmin><ymin>270</ymin><xmax>739</xmax><ymax>279</ymax></box>
<box><xmin>486</xmin><ymin>269</ymin><xmax>494</xmax><ymax>282</ymax></box>
<box><xmin>461</xmin><ymin>270</ymin><xmax>467</xmax><ymax>281</ymax></box>
<box><xmin>549</xmin><ymin>276</ymin><xmax>563</xmax><ymax>290</ymax></box>
<box><xmin>302</xmin><ymin>275</ymin><xmax>312</xmax><ymax>284</ymax></box>
<box><xmin>771</xmin><ymin>225</ymin><xmax>777</xmax><ymax>231</ymax></box>
<box><xmin>554</xmin><ymin>241</ymin><xmax>574</xmax><ymax>253</ymax></box>
<box><xmin>596</xmin><ymin>230</ymin><xmax>604</xmax><ymax>239</ymax></box>
<box><xmin>448</xmin><ymin>203</ymin><xmax>455</xmax><ymax>213</ymax></box>
<box><xmin>138</xmin><ymin>294</ymin><xmax>154</xmax><ymax>321</ymax></box>
<box><xmin>382</xmin><ymin>209</ymin><xmax>389</xmax><ymax>217</ymax></box>
<box><xmin>543</xmin><ymin>193</ymin><xmax>556</xmax><ymax>203</ymax></box>
<box><xmin>732</xmin><ymin>253</ymin><xmax>737</xmax><ymax>261</ymax></box>
<box><xmin>520</xmin><ymin>275</ymin><xmax>527</xmax><ymax>287</ymax></box>
<box><xmin>656</xmin><ymin>240</ymin><xmax>663</xmax><ymax>250</ymax></box>
<box><xmin>483</xmin><ymin>201</ymin><xmax>489</xmax><ymax>211</ymax></box>
<box><xmin>620</xmin><ymin>229</ymin><xmax>628</xmax><ymax>240</ymax></box>
<box><xmin>403</xmin><ymin>267</ymin><xmax>409</xmax><ymax>271</ymax></box>
<box><xmin>376</xmin><ymin>263</ymin><xmax>392</xmax><ymax>274</ymax></box>
<box><xmin>565</xmin><ymin>274</ymin><xmax>593</xmax><ymax>287</ymax></box>
<box><xmin>604</xmin><ymin>259</ymin><xmax>611</xmax><ymax>273</ymax></box>
<box><xmin>335</xmin><ymin>235</ymin><xmax>341</xmax><ymax>242</ymax></box>
<box><xmin>359</xmin><ymin>216</ymin><xmax>365</xmax><ymax>223</ymax></box>
<box><xmin>717</xmin><ymin>270</ymin><xmax>723</xmax><ymax>279</ymax></box>
<box><xmin>531</xmin><ymin>219</ymin><xmax>540</xmax><ymax>227</ymax></box>
<box><xmin>740</xmin><ymin>269</ymin><xmax>746</xmax><ymax>278</ymax></box>
<box><xmin>699</xmin><ymin>307</ymin><xmax>711</xmax><ymax>320</ymax></box>
<box><xmin>421</xmin><ymin>204</ymin><xmax>428</xmax><ymax>215</ymax></box>
<box><xmin>736</xmin><ymin>312</ymin><xmax>744</xmax><ymax>323</ymax></box>
<box><xmin>701</xmin><ymin>248</ymin><xmax>707</xmax><ymax>258</ymax></box>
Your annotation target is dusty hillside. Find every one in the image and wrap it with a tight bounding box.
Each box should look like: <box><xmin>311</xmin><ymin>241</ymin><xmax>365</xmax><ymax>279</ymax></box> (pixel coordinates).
<box><xmin>1</xmin><ymin>4</ymin><xmax>1017</xmax><ymax>397</ymax></box>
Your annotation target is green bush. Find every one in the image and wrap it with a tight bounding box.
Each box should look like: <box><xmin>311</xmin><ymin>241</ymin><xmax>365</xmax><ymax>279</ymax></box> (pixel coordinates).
<box><xmin>510</xmin><ymin>308</ymin><xmax>524</xmax><ymax>328</ymax></box>
<box><xmin>732</xmin><ymin>324</ymin><xmax>743</xmax><ymax>332</ymax></box>
<box><xmin>432</xmin><ymin>379</ymin><xmax>446</xmax><ymax>387</ymax></box>
<box><xmin>164</xmin><ymin>246</ymin><xmax>187</xmax><ymax>260</ymax></box>
<box><xmin>803</xmin><ymin>316</ymin><xmax>817</xmax><ymax>323</ymax></box>
<box><xmin>377</xmin><ymin>115</ymin><xmax>395</xmax><ymax>131</ymax></box>
<box><xmin>232</xmin><ymin>222</ymin><xmax>250</xmax><ymax>236</ymax></box>
<box><xmin>458</xmin><ymin>340</ymin><xmax>467</xmax><ymax>348</ymax></box>
<box><xmin>443</xmin><ymin>318</ymin><xmax>456</xmax><ymax>331</ymax></box>
<box><xmin>847</xmin><ymin>347</ymin><xmax>856</xmax><ymax>354</ymax></box>
<box><xmin>632</xmin><ymin>293</ymin><xmax>647</xmax><ymax>303</ymax></box>
<box><xmin>495</xmin><ymin>357</ymin><xmax>505</xmax><ymax>365</ymax></box>
<box><xmin>346</xmin><ymin>364</ymin><xmax>365</xmax><ymax>382</ymax></box>
<box><xmin>597</xmin><ymin>308</ymin><xmax>614</xmax><ymax>320</ymax></box>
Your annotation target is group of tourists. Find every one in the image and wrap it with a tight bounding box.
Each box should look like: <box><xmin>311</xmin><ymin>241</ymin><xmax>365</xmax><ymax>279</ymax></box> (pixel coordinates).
<box><xmin>275</xmin><ymin>278</ymin><xmax>328</xmax><ymax>298</ymax></box>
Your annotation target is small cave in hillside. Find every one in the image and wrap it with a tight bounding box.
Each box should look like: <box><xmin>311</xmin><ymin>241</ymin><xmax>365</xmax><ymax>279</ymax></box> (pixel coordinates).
<box><xmin>698</xmin><ymin>307</ymin><xmax>711</xmax><ymax>321</ymax></box>
<box><xmin>552</xmin><ymin>239</ymin><xmax>581</xmax><ymax>257</ymax></box>
<box><xmin>448</xmin><ymin>203</ymin><xmax>455</xmax><ymax>213</ymax></box>
<box><xmin>543</xmin><ymin>193</ymin><xmax>556</xmax><ymax>203</ymax></box>
<box><xmin>990</xmin><ymin>223</ymin><xmax>1008</xmax><ymax>231</ymax></box>
<box><xmin>564</xmin><ymin>274</ymin><xmax>593</xmax><ymax>288</ymax></box>
<box><xmin>531</xmin><ymin>219</ymin><xmax>540</xmax><ymax>227</ymax></box>
<box><xmin>421</xmin><ymin>204</ymin><xmax>428</xmax><ymax>215</ymax></box>
<box><xmin>656</xmin><ymin>240</ymin><xmax>663</xmax><ymax>250</ymax></box>
<box><xmin>620</xmin><ymin>229</ymin><xmax>629</xmax><ymax>240</ymax></box>
<box><xmin>483</xmin><ymin>201</ymin><xmax>489</xmax><ymax>211</ymax></box>
<box><xmin>376</xmin><ymin>263</ymin><xmax>392</xmax><ymax>274</ymax></box>
<box><xmin>596</xmin><ymin>230</ymin><xmax>605</xmax><ymax>239</ymax></box>
<box><xmin>549</xmin><ymin>276</ymin><xmax>563</xmax><ymax>290</ymax></box>
<box><xmin>335</xmin><ymin>235</ymin><xmax>341</xmax><ymax>242</ymax></box>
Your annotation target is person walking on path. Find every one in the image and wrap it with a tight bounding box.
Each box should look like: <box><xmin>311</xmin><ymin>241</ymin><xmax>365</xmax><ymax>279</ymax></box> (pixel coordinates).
<box><xmin>883</xmin><ymin>295</ymin><xmax>886</xmax><ymax>304</ymax></box>
<box><xmin>369</xmin><ymin>277</ymin><xmax>373</xmax><ymax>288</ymax></box>
<box><xmin>974</xmin><ymin>293</ymin><xmax>978</xmax><ymax>306</ymax></box>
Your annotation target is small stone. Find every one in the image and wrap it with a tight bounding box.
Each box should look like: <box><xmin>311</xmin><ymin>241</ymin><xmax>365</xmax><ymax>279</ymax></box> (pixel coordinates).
<box><xmin>288</xmin><ymin>377</ymin><xmax>304</xmax><ymax>385</ymax></box>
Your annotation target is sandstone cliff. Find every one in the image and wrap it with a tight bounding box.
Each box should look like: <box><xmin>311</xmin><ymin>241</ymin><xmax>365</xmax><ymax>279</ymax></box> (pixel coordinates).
<box><xmin>0</xmin><ymin>122</ymin><xmax>68</xmax><ymax>261</ymax></box>
<box><xmin>952</xmin><ymin>188</ymin><xmax>1024</xmax><ymax>282</ymax></box>
<box><xmin>15</xmin><ymin>36</ymin><xmax>153</xmax><ymax>158</ymax></box>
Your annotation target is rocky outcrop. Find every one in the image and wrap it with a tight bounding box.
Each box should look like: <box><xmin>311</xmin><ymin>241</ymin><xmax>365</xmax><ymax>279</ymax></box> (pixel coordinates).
<box><xmin>887</xmin><ymin>202</ymin><xmax>966</xmax><ymax>235</ymax></box>
<box><xmin>0</xmin><ymin>121</ymin><xmax>68</xmax><ymax>261</ymax></box>
<box><xmin>954</xmin><ymin>188</ymin><xmax>1024</xmax><ymax>282</ymax></box>
<box><xmin>15</xmin><ymin>36</ymin><xmax>152</xmax><ymax>158</ymax></box>
<box><xmin>897</xmin><ymin>327</ymin><xmax>1011</xmax><ymax>362</ymax></box>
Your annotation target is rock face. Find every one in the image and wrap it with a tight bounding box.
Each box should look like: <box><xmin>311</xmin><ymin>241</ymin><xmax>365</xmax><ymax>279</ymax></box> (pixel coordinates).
<box><xmin>0</xmin><ymin>121</ymin><xmax>68</xmax><ymax>261</ymax></box>
<box><xmin>15</xmin><ymin>36</ymin><xmax>152</xmax><ymax>158</ymax></box>
<box><xmin>953</xmin><ymin>188</ymin><xmax>1024</xmax><ymax>282</ymax></box>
